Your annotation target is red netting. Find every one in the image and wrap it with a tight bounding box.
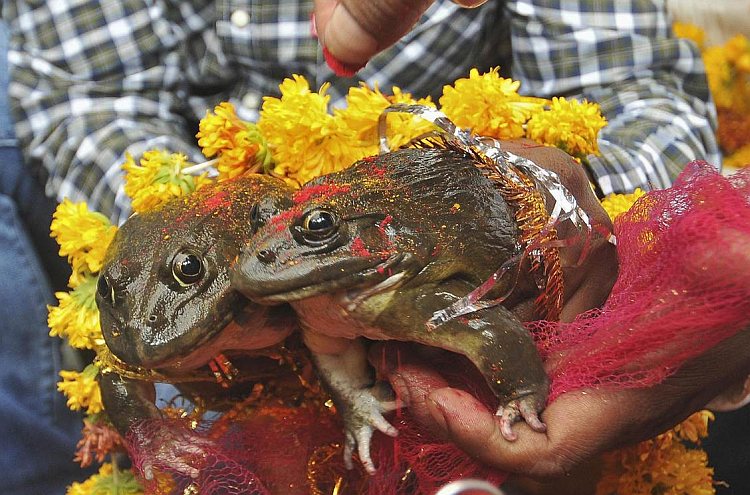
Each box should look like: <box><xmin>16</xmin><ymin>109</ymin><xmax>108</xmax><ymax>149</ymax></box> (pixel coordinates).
<box><xmin>531</xmin><ymin>161</ymin><xmax>750</xmax><ymax>399</ymax></box>
<box><xmin>127</xmin><ymin>161</ymin><xmax>750</xmax><ymax>494</ymax></box>
<box><xmin>127</xmin><ymin>360</ymin><xmax>507</xmax><ymax>495</ymax></box>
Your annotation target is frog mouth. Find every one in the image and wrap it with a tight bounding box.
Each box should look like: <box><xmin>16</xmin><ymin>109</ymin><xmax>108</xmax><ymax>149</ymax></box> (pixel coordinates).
<box><xmin>252</xmin><ymin>253</ymin><xmax>410</xmax><ymax>304</ymax></box>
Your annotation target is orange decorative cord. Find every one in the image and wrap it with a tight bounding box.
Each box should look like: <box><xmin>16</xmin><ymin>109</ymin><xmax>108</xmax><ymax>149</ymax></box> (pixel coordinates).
<box><xmin>487</xmin><ymin>168</ymin><xmax>563</xmax><ymax>321</ymax></box>
<box><xmin>412</xmin><ymin>136</ymin><xmax>564</xmax><ymax>321</ymax></box>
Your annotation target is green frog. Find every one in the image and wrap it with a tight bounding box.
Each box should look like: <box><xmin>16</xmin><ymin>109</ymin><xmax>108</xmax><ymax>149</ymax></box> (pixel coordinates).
<box><xmin>96</xmin><ymin>173</ymin><xmax>297</xmax><ymax>479</ymax></box>
<box><xmin>231</xmin><ymin>143</ymin><xmax>551</xmax><ymax>473</ymax></box>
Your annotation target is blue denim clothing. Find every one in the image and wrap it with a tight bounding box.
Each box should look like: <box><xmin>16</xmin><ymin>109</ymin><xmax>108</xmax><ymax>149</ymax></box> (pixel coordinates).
<box><xmin>0</xmin><ymin>23</ymin><xmax>89</xmax><ymax>494</ymax></box>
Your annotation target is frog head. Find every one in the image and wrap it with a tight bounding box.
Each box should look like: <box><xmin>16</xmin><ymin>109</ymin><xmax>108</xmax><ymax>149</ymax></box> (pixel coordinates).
<box><xmin>96</xmin><ymin>174</ymin><xmax>294</xmax><ymax>369</ymax></box>
<box><xmin>232</xmin><ymin>148</ymin><xmax>520</xmax><ymax>306</ymax></box>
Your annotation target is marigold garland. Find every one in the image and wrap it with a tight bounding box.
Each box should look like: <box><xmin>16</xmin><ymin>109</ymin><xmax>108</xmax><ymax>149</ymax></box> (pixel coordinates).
<box><xmin>46</xmin><ymin>69</ymin><xmax>715</xmax><ymax>495</ymax></box>
<box><xmin>50</xmin><ymin>199</ymin><xmax>118</xmax><ymax>276</ymax></box>
<box><xmin>197</xmin><ymin>101</ymin><xmax>273</xmax><ymax>180</ymax></box>
<box><xmin>675</xmin><ymin>23</ymin><xmax>750</xmax><ymax>167</ymax></box>
<box><xmin>596</xmin><ymin>411</ymin><xmax>716</xmax><ymax>495</ymax></box>
<box><xmin>526</xmin><ymin>96</ymin><xmax>608</xmax><ymax>162</ymax></box>
<box><xmin>48</xmin><ymin>273</ymin><xmax>103</xmax><ymax>350</ymax></box>
<box><xmin>123</xmin><ymin>149</ymin><xmax>213</xmax><ymax>213</ymax></box>
<box><xmin>58</xmin><ymin>364</ymin><xmax>105</xmax><ymax>415</ymax></box>
<box><xmin>258</xmin><ymin>74</ymin><xmax>361</xmax><ymax>185</ymax></box>
<box><xmin>439</xmin><ymin>67</ymin><xmax>547</xmax><ymax>140</ymax></box>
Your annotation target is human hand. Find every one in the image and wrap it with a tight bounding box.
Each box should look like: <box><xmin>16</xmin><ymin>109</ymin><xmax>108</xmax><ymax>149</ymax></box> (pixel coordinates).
<box><xmin>373</xmin><ymin>321</ymin><xmax>750</xmax><ymax>481</ymax></box>
<box><xmin>313</xmin><ymin>0</ymin><xmax>488</xmax><ymax>75</ymax></box>
<box><xmin>369</xmin><ymin>148</ymin><xmax>750</xmax><ymax>483</ymax></box>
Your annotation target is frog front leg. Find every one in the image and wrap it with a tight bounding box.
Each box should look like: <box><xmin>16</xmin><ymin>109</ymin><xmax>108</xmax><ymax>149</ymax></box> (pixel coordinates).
<box><xmin>99</xmin><ymin>372</ymin><xmax>214</xmax><ymax>479</ymax></box>
<box><xmin>304</xmin><ymin>332</ymin><xmax>399</xmax><ymax>474</ymax></box>
<box><xmin>376</xmin><ymin>283</ymin><xmax>549</xmax><ymax>441</ymax></box>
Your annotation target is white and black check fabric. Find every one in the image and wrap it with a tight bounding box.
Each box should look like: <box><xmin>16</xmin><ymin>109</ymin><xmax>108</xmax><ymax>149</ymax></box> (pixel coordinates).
<box><xmin>3</xmin><ymin>0</ymin><xmax>720</xmax><ymax>223</ymax></box>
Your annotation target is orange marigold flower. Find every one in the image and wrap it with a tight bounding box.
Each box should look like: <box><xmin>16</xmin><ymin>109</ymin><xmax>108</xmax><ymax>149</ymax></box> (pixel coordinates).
<box><xmin>197</xmin><ymin>102</ymin><xmax>272</xmax><ymax>180</ymax></box>
<box><xmin>74</xmin><ymin>416</ymin><xmax>125</xmax><ymax>467</ymax></box>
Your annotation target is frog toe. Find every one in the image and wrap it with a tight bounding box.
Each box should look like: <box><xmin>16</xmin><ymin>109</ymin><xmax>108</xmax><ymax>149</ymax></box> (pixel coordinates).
<box><xmin>495</xmin><ymin>394</ymin><xmax>547</xmax><ymax>441</ymax></box>
<box><xmin>342</xmin><ymin>390</ymin><xmax>399</xmax><ymax>473</ymax></box>
<box><xmin>343</xmin><ymin>424</ymin><xmax>378</xmax><ymax>474</ymax></box>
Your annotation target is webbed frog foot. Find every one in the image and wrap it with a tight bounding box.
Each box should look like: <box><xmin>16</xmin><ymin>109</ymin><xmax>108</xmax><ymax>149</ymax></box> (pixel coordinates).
<box><xmin>495</xmin><ymin>393</ymin><xmax>547</xmax><ymax>442</ymax></box>
<box><xmin>341</xmin><ymin>381</ymin><xmax>399</xmax><ymax>474</ymax></box>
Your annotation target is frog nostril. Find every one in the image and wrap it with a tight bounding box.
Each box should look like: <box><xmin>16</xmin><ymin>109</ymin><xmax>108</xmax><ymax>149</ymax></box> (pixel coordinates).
<box><xmin>257</xmin><ymin>249</ymin><xmax>277</xmax><ymax>264</ymax></box>
<box><xmin>147</xmin><ymin>314</ymin><xmax>158</xmax><ymax>323</ymax></box>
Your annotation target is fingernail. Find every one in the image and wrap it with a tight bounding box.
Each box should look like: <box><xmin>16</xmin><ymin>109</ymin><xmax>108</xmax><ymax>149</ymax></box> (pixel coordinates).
<box><xmin>322</xmin><ymin>46</ymin><xmax>363</xmax><ymax>77</ymax></box>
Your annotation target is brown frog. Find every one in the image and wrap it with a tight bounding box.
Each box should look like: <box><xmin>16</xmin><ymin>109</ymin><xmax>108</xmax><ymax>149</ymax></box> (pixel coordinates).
<box><xmin>95</xmin><ymin>173</ymin><xmax>296</xmax><ymax>478</ymax></box>
<box><xmin>231</xmin><ymin>143</ymin><xmax>551</xmax><ymax>473</ymax></box>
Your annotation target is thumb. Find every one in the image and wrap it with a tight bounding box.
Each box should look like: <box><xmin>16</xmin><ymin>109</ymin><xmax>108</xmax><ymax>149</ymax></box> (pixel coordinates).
<box><xmin>314</xmin><ymin>0</ymin><xmax>435</xmax><ymax>73</ymax></box>
<box><xmin>427</xmin><ymin>387</ymin><xmax>608</xmax><ymax>478</ymax></box>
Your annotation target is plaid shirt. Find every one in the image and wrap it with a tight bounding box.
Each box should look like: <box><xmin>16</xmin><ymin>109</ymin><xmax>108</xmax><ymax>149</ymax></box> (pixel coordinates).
<box><xmin>3</xmin><ymin>0</ymin><xmax>720</xmax><ymax>223</ymax></box>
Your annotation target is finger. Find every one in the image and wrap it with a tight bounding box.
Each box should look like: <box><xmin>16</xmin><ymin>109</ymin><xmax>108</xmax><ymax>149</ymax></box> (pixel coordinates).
<box><xmin>427</xmin><ymin>387</ymin><xmax>624</xmax><ymax>478</ymax></box>
<box><xmin>369</xmin><ymin>343</ymin><xmax>453</xmax><ymax>437</ymax></box>
<box><xmin>314</xmin><ymin>0</ymin><xmax>435</xmax><ymax>68</ymax></box>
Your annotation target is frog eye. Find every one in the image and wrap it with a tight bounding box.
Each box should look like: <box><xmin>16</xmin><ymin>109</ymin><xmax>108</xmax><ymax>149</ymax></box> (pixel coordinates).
<box><xmin>302</xmin><ymin>210</ymin><xmax>337</xmax><ymax>233</ymax></box>
<box><xmin>97</xmin><ymin>275</ymin><xmax>115</xmax><ymax>305</ymax></box>
<box><xmin>172</xmin><ymin>252</ymin><xmax>204</xmax><ymax>286</ymax></box>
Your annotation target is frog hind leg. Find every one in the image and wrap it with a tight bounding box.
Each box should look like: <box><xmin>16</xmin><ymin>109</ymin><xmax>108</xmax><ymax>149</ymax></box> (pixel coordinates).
<box><xmin>309</xmin><ymin>338</ymin><xmax>399</xmax><ymax>474</ymax></box>
<box><xmin>384</xmin><ymin>286</ymin><xmax>549</xmax><ymax>441</ymax></box>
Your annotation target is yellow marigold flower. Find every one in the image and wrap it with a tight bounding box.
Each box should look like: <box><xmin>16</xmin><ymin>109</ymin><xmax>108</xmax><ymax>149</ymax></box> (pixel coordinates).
<box><xmin>675</xmin><ymin>410</ymin><xmax>714</xmax><ymax>444</ymax></box>
<box><xmin>703</xmin><ymin>46</ymin><xmax>734</xmax><ymax>109</ymax></box>
<box><xmin>525</xmin><ymin>97</ymin><xmax>607</xmax><ymax>160</ymax></box>
<box><xmin>724</xmin><ymin>34</ymin><xmax>750</xmax><ymax>65</ymax></box>
<box><xmin>57</xmin><ymin>364</ymin><xmax>104</xmax><ymax>415</ymax></box>
<box><xmin>259</xmin><ymin>74</ymin><xmax>361</xmax><ymax>186</ymax></box>
<box><xmin>48</xmin><ymin>273</ymin><xmax>104</xmax><ymax>350</ymax></box>
<box><xmin>596</xmin><ymin>412</ymin><xmax>716</xmax><ymax>495</ymax></box>
<box><xmin>673</xmin><ymin>22</ymin><xmax>706</xmax><ymax>51</ymax></box>
<box><xmin>439</xmin><ymin>68</ymin><xmax>546</xmax><ymax>140</ymax></box>
<box><xmin>51</xmin><ymin>199</ymin><xmax>117</xmax><ymax>275</ymax></box>
<box><xmin>337</xmin><ymin>83</ymin><xmax>436</xmax><ymax>152</ymax></box>
<box><xmin>724</xmin><ymin>143</ymin><xmax>750</xmax><ymax>168</ymax></box>
<box><xmin>123</xmin><ymin>150</ymin><xmax>212</xmax><ymax>213</ymax></box>
<box><xmin>197</xmin><ymin>102</ymin><xmax>273</xmax><ymax>180</ymax></box>
<box><xmin>600</xmin><ymin>188</ymin><xmax>646</xmax><ymax>221</ymax></box>
<box><xmin>66</xmin><ymin>462</ymin><xmax>144</xmax><ymax>495</ymax></box>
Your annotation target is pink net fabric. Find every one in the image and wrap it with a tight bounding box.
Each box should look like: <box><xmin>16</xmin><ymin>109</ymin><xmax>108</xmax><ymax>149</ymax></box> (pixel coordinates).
<box><xmin>531</xmin><ymin>161</ymin><xmax>750</xmax><ymax>400</ymax></box>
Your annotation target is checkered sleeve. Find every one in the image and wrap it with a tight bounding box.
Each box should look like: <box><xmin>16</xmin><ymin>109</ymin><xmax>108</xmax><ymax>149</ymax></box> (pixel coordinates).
<box><xmin>3</xmin><ymin>1</ymin><xmax>214</xmax><ymax>224</ymax></box>
<box><xmin>508</xmin><ymin>0</ymin><xmax>721</xmax><ymax>195</ymax></box>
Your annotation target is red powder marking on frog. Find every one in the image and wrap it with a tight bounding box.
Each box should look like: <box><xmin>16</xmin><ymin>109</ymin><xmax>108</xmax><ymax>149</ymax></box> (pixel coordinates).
<box><xmin>350</xmin><ymin>237</ymin><xmax>371</xmax><ymax>257</ymax></box>
<box><xmin>379</xmin><ymin>215</ymin><xmax>393</xmax><ymax>230</ymax></box>
<box><xmin>293</xmin><ymin>184</ymin><xmax>351</xmax><ymax>205</ymax></box>
<box><xmin>376</xmin><ymin>265</ymin><xmax>386</xmax><ymax>275</ymax></box>
<box><xmin>174</xmin><ymin>190</ymin><xmax>232</xmax><ymax>225</ymax></box>
<box><xmin>269</xmin><ymin>207</ymin><xmax>302</xmax><ymax>232</ymax></box>
<box><xmin>368</xmin><ymin>163</ymin><xmax>387</xmax><ymax>177</ymax></box>
<box><xmin>200</xmin><ymin>190</ymin><xmax>231</xmax><ymax>214</ymax></box>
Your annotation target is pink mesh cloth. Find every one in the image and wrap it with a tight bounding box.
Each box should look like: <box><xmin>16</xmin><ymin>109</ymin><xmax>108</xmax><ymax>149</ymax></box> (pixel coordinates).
<box><xmin>531</xmin><ymin>161</ymin><xmax>750</xmax><ymax>399</ymax></box>
<box><xmin>127</xmin><ymin>161</ymin><xmax>750</xmax><ymax>494</ymax></box>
